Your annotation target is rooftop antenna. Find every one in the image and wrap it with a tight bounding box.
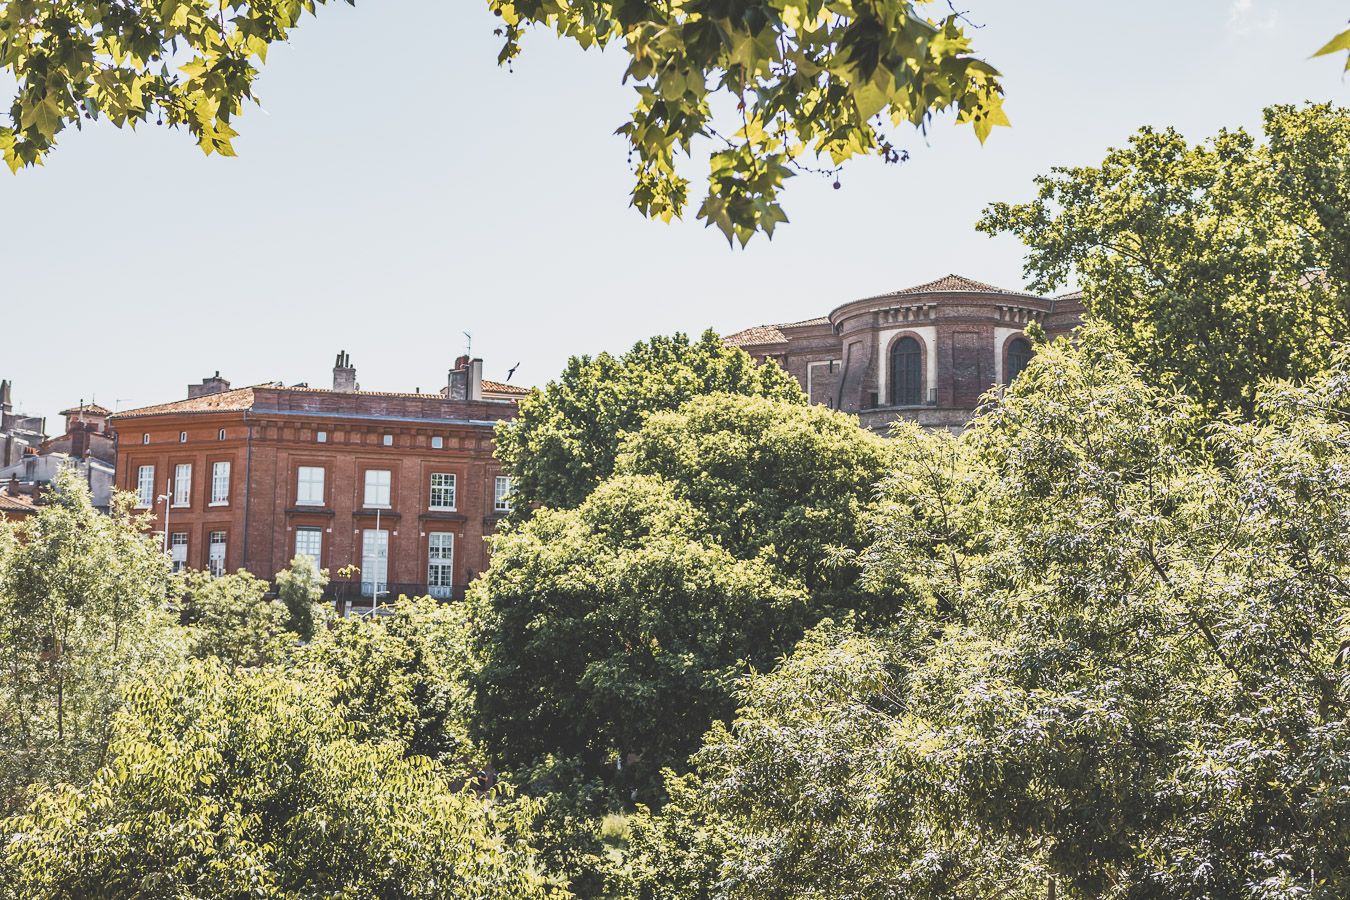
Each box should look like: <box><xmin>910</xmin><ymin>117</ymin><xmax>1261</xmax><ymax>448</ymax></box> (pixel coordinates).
<box><xmin>462</xmin><ymin>331</ymin><xmax>473</xmax><ymax>359</ymax></box>
<box><xmin>114</xmin><ymin>398</ymin><xmax>133</xmax><ymax>411</ymax></box>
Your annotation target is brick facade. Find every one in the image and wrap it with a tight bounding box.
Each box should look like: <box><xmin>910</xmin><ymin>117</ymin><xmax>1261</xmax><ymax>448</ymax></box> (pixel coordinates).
<box><xmin>725</xmin><ymin>274</ymin><xmax>1084</xmax><ymax>432</ymax></box>
<box><xmin>111</xmin><ymin>357</ymin><xmax>525</xmax><ymax>607</ymax></box>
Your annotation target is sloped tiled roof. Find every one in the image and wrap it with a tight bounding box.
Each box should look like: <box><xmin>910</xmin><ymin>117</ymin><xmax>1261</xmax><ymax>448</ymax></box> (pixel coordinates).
<box><xmin>0</xmin><ymin>492</ymin><xmax>37</xmax><ymax>515</ymax></box>
<box><xmin>724</xmin><ymin>316</ymin><xmax>830</xmax><ymax>348</ymax></box>
<box><xmin>861</xmin><ymin>273</ymin><xmax>1043</xmax><ymax>302</ymax></box>
<box><xmin>59</xmin><ymin>403</ymin><xmax>112</xmax><ymax>417</ymax></box>
<box><xmin>111</xmin><ymin>387</ymin><xmax>258</xmax><ymax>419</ymax></box>
<box><xmin>482</xmin><ymin>380</ymin><xmax>530</xmax><ymax>396</ymax></box>
<box><xmin>113</xmin><ymin>380</ymin><xmax>528</xmax><ymax>420</ymax></box>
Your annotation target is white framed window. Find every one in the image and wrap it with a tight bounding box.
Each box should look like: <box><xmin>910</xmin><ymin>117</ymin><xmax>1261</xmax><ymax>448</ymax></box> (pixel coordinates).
<box><xmin>363</xmin><ymin>469</ymin><xmax>391</xmax><ymax>508</ymax></box>
<box><xmin>427</xmin><ymin>532</ymin><xmax>454</xmax><ymax>599</ymax></box>
<box><xmin>170</xmin><ymin>532</ymin><xmax>188</xmax><ymax>573</ymax></box>
<box><xmin>316</xmin><ymin>430</ymin><xmax>328</xmax><ymax>443</ymax></box>
<box><xmin>173</xmin><ymin>463</ymin><xmax>192</xmax><ymax>507</ymax></box>
<box><xmin>429</xmin><ymin>473</ymin><xmax>456</xmax><ymax>510</ymax></box>
<box><xmin>361</xmin><ymin>529</ymin><xmax>388</xmax><ymax>597</ymax></box>
<box><xmin>179</xmin><ymin>431</ymin><xmax>187</xmax><ymax>443</ymax></box>
<box><xmin>431</xmin><ymin>436</ymin><xmax>444</xmax><ymax>450</ymax></box>
<box><xmin>136</xmin><ymin>465</ymin><xmax>155</xmax><ymax>508</ymax></box>
<box><xmin>141</xmin><ymin>433</ymin><xmax>150</xmax><ymax>445</ymax></box>
<box><xmin>295</xmin><ymin>527</ymin><xmax>323</xmax><ymax>568</ymax></box>
<box><xmin>296</xmin><ymin>466</ymin><xmax>325</xmax><ymax>506</ymax></box>
<box><xmin>208</xmin><ymin>531</ymin><xmax>227</xmax><ymax>577</ymax></box>
<box><xmin>218</xmin><ymin>428</ymin><xmax>226</xmax><ymax>441</ymax></box>
<box><xmin>494</xmin><ymin>475</ymin><xmax>513</xmax><ymax>512</ymax></box>
<box><xmin>210</xmin><ymin>461</ymin><xmax>230</xmax><ymax>505</ymax></box>
<box><xmin>382</xmin><ymin>434</ymin><xmax>393</xmax><ymax>447</ymax></box>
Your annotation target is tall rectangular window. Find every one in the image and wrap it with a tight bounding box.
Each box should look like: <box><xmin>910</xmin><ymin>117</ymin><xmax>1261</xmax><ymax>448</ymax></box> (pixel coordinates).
<box><xmin>361</xmin><ymin>529</ymin><xmax>388</xmax><ymax>598</ymax></box>
<box><xmin>494</xmin><ymin>476</ymin><xmax>513</xmax><ymax>512</ymax></box>
<box><xmin>295</xmin><ymin>527</ymin><xmax>323</xmax><ymax>568</ymax></box>
<box><xmin>297</xmin><ymin>466</ymin><xmax>325</xmax><ymax>506</ymax></box>
<box><xmin>136</xmin><ymin>465</ymin><xmax>155</xmax><ymax>508</ymax></box>
<box><xmin>208</xmin><ymin>531</ymin><xmax>227</xmax><ymax>577</ymax></box>
<box><xmin>427</xmin><ymin>533</ymin><xmax>454</xmax><ymax>599</ymax></box>
<box><xmin>364</xmin><ymin>469</ymin><xmax>391</xmax><ymax>508</ymax></box>
<box><xmin>429</xmin><ymin>473</ymin><xmax>456</xmax><ymax>510</ymax></box>
<box><xmin>210</xmin><ymin>461</ymin><xmax>230</xmax><ymax>505</ymax></box>
<box><xmin>170</xmin><ymin>532</ymin><xmax>188</xmax><ymax>573</ymax></box>
<box><xmin>173</xmin><ymin>463</ymin><xmax>192</xmax><ymax>507</ymax></box>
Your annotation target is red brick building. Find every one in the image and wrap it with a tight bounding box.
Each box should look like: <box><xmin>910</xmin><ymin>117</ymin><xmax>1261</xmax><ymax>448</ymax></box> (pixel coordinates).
<box><xmin>725</xmin><ymin>274</ymin><xmax>1084</xmax><ymax>432</ymax></box>
<box><xmin>110</xmin><ymin>354</ymin><xmax>526</xmax><ymax>607</ymax></box>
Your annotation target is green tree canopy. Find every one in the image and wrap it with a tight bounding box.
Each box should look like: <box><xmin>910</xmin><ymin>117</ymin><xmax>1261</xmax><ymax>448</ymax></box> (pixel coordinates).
<box><xmin>468</xmin><ymin>474</ymin><xmax>806</xmax><ymax>792</ymax></box>
<box><xmin>0</xmin><ymin>0</ymin><xmax>1005</xmax><ymax>242</ymax></box>
<box><xmin>624</xmin><ymin>332</ymin><xmax>1350</xmax><ymax>898</ymax></box>
<box><xmin>495</xmin><ymin>331</ymin><xmax>805</xmax><ymax>511</ymax></box>
<box><xmin>0</xmin><ymin>470</ymin><xmax>180</xmax><ymax>816</ymax></box>
<box><xmin>614</xmin><ymin>392</ymin><xmax>893</xmax><ymax>603</ymax></box>
<box><xmin>0</xmin><ymin>658</ymin><xmax>561</xmax><ymax>899</ymax></box>
<box><xmin>274</xmin><ymin>554</ymin><xmax>329</xmax><ymax>642</ymax></box>
<box><xmin>299</xmin><ymin>596</ymin><xmax>482</xmax><ymax>777</ymax></box>
<box><xmin>182</xmin><ymin>567</ymin><xmax>293</xmax><ymax>670</ymax></box>
<box><xmin>979</xmin><ymin>103</ymin><xmax>1350</xmax><ymax>416</ymax></box>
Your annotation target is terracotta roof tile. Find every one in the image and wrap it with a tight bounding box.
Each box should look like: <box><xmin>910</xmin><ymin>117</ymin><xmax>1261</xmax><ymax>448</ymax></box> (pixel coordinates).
<box><xmin>110</xmin><ymin>387</ymin><xmax>257</xmax><ymax>419</ymax></box>
<box><xmin>724</xmin><ymin>316</ymin><xmax>830</xmax><ymax>348</ymax></box>
<box><xmin>724</xmin><ymin>323</ymin><xmax>789</xmax><ymax>347</ymax></box>
<box><xmin>482</xmin><ymin>380</ymin><xmax>529</xmax><ymax>396</ymax></box>
<box><xmin>862</xmin><ymin>273</ymin><xmax>1043</xmax><ymax>301</ymax></box>
<box><xmin>59</xmin><ymin>403</ymin><xmax>112</xmax><ymax>417</ymax></box>
<box><xmin>112</xmin><ymin>380</ymin><xmax>527</xmax><ymax>420</ymax></box>
<box><xmin>0</xmin><ymin>493</ymin><xmax>37</xmax><ymax>514</ymax></box>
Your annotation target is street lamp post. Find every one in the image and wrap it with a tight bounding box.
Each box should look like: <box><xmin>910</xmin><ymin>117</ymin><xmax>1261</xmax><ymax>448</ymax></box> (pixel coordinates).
<box><xmin>158</xmin><ymin>477</ymin><xmax>172</xmax><ymax>556</ymax></box>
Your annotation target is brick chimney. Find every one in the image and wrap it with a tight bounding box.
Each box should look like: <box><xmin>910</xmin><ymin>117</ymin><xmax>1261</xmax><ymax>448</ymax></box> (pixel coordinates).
<box><xmin>0</xmin><ymin>380</ymin><xmax>11</xmax><ymax>415</ymax></box>
<box><xmin>188</xmin><ymin>371</ymin><xmax>231</xmax><ymax>399</ymax></box>
<box><xmin>333</xmin><ymin>351</ymin><xmax>358</xmax><ymax>392</ymax></box>
<box><xmin>447</xmin><ymin>356</ymin><xmax>482</xmax><ymax>402</ymax></box>
<box><xmin>70</xmin><ymin>421</ymin><xmax>90</xmax><ymax>459</ymax></box>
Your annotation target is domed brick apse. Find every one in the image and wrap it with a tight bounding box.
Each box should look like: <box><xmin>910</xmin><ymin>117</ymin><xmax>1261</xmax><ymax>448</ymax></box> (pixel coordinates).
<box><xmin>723</xmin><ymin>274</ymin><xmax>1083</xmax><ymax>432</ymax></box>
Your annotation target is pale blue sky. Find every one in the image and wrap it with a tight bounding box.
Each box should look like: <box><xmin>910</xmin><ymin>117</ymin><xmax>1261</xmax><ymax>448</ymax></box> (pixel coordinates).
<box><xmin>4</xmin><ymin>0</ymin><xmax>1347</xmax><ymax>425</ymax></box>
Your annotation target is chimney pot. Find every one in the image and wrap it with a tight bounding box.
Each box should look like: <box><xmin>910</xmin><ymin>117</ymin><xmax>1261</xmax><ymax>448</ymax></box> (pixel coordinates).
<box><xmin>333</xmin><ymin>350</ymin><xmax>357</xmax><ymax>392</ymax></box>
<box><xmin>187</xmin><ymin>373</ymin><xmax>231</xmax><ymax>399</ymax></box>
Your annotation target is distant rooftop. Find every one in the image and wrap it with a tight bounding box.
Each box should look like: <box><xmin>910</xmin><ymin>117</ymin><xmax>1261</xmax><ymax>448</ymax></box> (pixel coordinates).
<box><xmin>724</xmin><ymin>316</ymin><xmax>829</xmax><ymax>348</ymax></box>
<box><xmin>111</xmin><ymin>381</ymin><xmax>524</xmax><ymax>420</ymax></box>
<box><xmin>846</xmin><ymin>272</ymin><xmax>1044</xmax><ymax>306</ymax></box>
<box><xmin>0</xmin><ymin>492</ymin><xmax>37</xmax><ymax>514</ymax></box>
<box><xmin>726</xmin><ymin>274</ymin><xmax>1045</xmax><ymax>349</ymax></box>
<box><xmin>59</xmin><ymin>403</ymin><xmax>112</xmax><ymax>417</ymax></box>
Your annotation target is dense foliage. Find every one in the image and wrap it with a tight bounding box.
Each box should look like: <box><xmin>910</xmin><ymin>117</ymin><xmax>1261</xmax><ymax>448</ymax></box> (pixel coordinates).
<box><xmin>981</xmin><ymin>103</ymin><xmax>1350</xmax><ymax>416</ymax></box>
<box><xmin>615</xmin><ymin>393</ymin><xmax>892</xmax><ymax>601</ymax></box>
<box><xmin>495</xmin><ymin>331</ymin><xmax>805</xmax><ymax>511</ymax></box>
<box><xmin>0</xmin><ymin>0</ymin><xmax>1004</xmax><ymax>241</ymax></box>
<box><xmin>300</xmin><ymin>596</ymin><xmax>482</xmax><ymax>776</ymax></box>
<box><xmin>621</xmin><ymin>332</ymin><xmax>1350</xmax><ymax>899</ymax></box>
<box><xmin>0</xmin><ymin>659</ymin><xmax>558</xmax><ymax>899</ymax></box>
<box><xmin>0</xmin><ymin>469</ymin><xmax>179</xmax><ymax>816</ymax></box>
<box><xmin>181</xmin><ymin>567</ymin><xmax>292</xmax><ymax>669</ymax></box>
<box><xmin>469</xmin><ymin>473</ymin><xmax>806</xmax><ymax>793</ymax></box>
<box><xmin>274</xmin><ymin>553</ymin><xmax>329</xmax><ymax>641</ymax></box>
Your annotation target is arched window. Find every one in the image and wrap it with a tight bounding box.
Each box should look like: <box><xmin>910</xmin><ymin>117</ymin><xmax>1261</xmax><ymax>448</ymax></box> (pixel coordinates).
<box><xmin>890</xmin><ymin>336</ymin><xmax>923</xmax><ymax>406</ymax></box>
<box><xmin>1006</xmin><ymin>337</ymin><xmax>1033</xmax><ymax>384</ymax></box>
